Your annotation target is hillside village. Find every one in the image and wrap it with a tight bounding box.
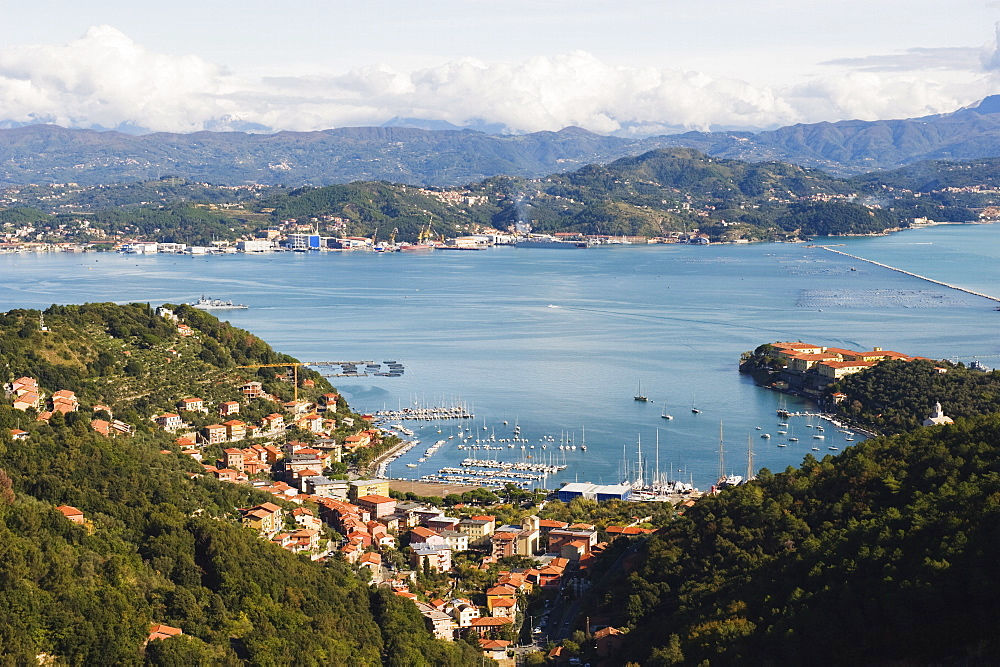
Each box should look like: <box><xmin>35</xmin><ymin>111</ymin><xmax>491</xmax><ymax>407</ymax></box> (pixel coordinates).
<box><xmin>2</xmin><ymin>305</ymin><xmax>659</xmax><ymax>665</ymax></box>
<box><xmin>7</xmin><ymin>366</ymin><xmax>647</xmax><ymax>663</ymax></box>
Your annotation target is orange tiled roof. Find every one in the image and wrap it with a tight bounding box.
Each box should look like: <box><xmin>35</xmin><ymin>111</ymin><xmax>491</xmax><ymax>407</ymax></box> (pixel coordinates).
<box><xmin>470</xmin><ymin>617</ymin><xmax>513</xmax><ymax>627</ymax></box>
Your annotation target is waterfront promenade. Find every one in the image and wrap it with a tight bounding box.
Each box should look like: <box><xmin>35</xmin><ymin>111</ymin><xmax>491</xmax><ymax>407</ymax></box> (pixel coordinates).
<box><xmin>819</xmin><ymin>245</ymin><xmax>1000</xmax><ymax>304</ymax></box>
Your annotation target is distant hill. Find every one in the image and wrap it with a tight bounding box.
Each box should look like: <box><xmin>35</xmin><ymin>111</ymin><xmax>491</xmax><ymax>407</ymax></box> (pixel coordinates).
<box><xmin>0</xmin><ymin>124</ymin><xmax>681</xmax><ymax>188</ymax></box>
<box><xmin>1</xmin><ymin>148</ymin><xmax>977</xmax><ymax>245</ymax></box>
<box><xmin>7</xmin><ymin>97</ymin><xmax>1000</xmax><ymax>187</ymax></box>
<box><xmin>850</xmin><ymin>155</ymin><xmax>1000</xmax><ymax>191</ymax></box>
<box><xmin>210</xmin><ymin>148</ymin><xmax>972</xmax><ymax>242</ymax></box>
<box><xmin>654</xmin><ymin>95</ymin><xmax>1000</xmax><ymax>175</ymax></box>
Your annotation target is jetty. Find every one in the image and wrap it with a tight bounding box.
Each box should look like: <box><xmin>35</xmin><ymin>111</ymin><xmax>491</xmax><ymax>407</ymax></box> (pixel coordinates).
<box><xmin>819</xmin><ymin>246</ymin><xmax>1000</xmax><ymax>303</ymax></box>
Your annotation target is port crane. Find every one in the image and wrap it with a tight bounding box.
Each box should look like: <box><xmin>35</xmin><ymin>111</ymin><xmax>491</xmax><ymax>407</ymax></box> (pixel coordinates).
<box><xmin>418</xmin><ymin>221</ymin><xmax>433</xmax><ymax>244</ymax></box>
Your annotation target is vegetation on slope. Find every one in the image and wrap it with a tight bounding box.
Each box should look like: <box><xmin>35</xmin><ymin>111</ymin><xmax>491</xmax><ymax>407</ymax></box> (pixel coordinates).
<box><xmin>826</xmin><ymin>359</ymin><xmax>1000</xmax><ymax>433</ymax></box>
<box><xmin>591</xmin><ymin>413</ymin><xmax>1000</xmax><ymax>665</ymax></box>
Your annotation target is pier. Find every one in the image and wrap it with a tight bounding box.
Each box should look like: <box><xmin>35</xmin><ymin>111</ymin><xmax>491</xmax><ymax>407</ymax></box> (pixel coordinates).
<box><xmin>819</xmin><ymin>246</ymin><xmax>1000</xmax><ymax>303</ymax></box>
<box><xmin>304</xmin><ymin>360</ymin><xmax>405</xmax><ymax>378</ymax></box>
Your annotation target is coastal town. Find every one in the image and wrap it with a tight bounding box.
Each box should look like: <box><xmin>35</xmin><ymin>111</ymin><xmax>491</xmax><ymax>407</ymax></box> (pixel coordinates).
<box><xmin>3</xmin><ymin>306</ymin><xmax>676</xmax><ymax>665</ymax></box>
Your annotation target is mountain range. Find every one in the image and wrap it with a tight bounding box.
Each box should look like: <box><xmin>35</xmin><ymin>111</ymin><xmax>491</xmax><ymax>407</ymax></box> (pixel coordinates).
<box><xmin>5</xmin><ymin>97</ymin><xmax>1000</xmax><ymax>187</ymax></box>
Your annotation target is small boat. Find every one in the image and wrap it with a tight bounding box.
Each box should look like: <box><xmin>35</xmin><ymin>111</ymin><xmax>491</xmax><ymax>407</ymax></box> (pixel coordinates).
<box><xmin>406</xmin><ymin>463</ymin><xmax>418</xmax><ymax>468</ymax></box>
<box><xmin>828</xmin><ymin>446</ymin><xmax>840</xmax><ymax>451</ymax></box>
<box><xmin>813</xmin><ymin>434</ymin><xmax>825</xmax><ymax>440</ymax></box>
<box><xmin>811</xmin><ymin>447</ymin><xmax>820</xmax><ymax>451</ymax></box>
<box><xmin>755</xmin><ymin>426</ymin><xmax>762</xmax><ymax>430</ymax></box>
<box><xmin>661</xmin><ymin>401</ymin><xmax>673</xmax><ymax>420</ymax></box>
<box><xmin>845</xmin><ymin>437</ymin><xmax>855</xmax><ymax>442</ymax></box>
<box><xmin>789</xmin><ymin>437</ymin><xmax>799</xmax><ymax>442</ymax></box>
<box><xmin>761</xmin><ymin>433</ymin><xmax>770</xmax><ymax>439</ymax></box>
<box><xmin>778</xmin><ymin>443</ymin><xmax>787</xmax><ymax>447</ymax></box>
<box><xmin>634</xmin><ymin>380</ymin><xmax>649</xmax><ymax>402</ymax></box>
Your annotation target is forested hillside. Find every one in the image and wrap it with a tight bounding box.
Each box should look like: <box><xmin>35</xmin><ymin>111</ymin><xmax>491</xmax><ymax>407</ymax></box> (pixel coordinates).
<box><xmin>827</xmin><ymin>359</ymin><xmax>1000</xmax><ymax>433</ymax></box>
<box><xmin>593</xmin><ymin>412</ymin><xmax>1000</xmax><ymax>665</ymax></box>
<box><xmin>0</xmin><ymin>303</ymin><xmax>481</xmax><ymax>665</ymax></box>
<box><xmin>2</xmin><ymin>148</ymin><xmax>980</xmax><ymax>244</ymax></box>
<box><xmin>251</xmin><ymin>149</ymin><xmax>974</xmax><ymax>242</ymax></box>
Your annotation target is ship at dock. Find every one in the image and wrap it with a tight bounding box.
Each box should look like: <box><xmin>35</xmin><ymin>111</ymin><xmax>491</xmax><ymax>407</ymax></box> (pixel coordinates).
<box><xmin>515</xmin><ymin>234</ymin><xmax>591</xmax><ymax>248</ymax></box>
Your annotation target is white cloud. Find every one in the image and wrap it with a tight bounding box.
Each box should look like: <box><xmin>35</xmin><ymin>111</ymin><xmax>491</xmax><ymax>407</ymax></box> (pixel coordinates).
<box><xmin>823</xmin><ymin>47</ymin><xmax>983</xmax><ymax>73</ymax></box>
<box><xmin>0</xmin><ymin>26</ymin><xmax>995</xmax><ymax>135</ymax></box>
<box><xmin>0</xmin><ymin>25</ymin><xmax>235</xmax><ymax>132</ymax></box>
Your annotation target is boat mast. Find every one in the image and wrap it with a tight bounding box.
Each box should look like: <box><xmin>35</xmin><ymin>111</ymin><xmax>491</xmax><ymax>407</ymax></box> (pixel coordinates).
<box><xmin>655</xmin><ymin>430</ymin><xmax>661</xmax><ymax>490</ymax></box>
<box><xmin>718</xmin><ymin>421</ymin><xmax>725</xmax><ymax>481</ymax></box>
<box><xmin>622</xmin><ymin>441</ymin><xmax>628</xmax><ymax>483</ymax></box>
<box><xmin>636</xmin><ymin>433</ymin><xmax>643</xmax><ymax>488</ymax></box>
<box><xmin>746</xmin><ymin>433</ymin><xmax>755</xmax><ymax>481</ymax></box>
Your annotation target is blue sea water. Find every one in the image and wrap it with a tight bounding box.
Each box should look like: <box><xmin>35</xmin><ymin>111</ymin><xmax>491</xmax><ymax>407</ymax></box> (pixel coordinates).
<box><xmin>2</xmin><ymin>224</ymin><xmax>998</xmax><ymax>490</ymax></box>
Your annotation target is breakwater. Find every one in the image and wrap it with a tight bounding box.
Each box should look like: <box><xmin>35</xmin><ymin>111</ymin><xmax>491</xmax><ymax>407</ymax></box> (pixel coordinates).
<box><xmin>819</xmin><ymin>246</ymin><xmax>1000</xmax><ymax>303</ymax></box>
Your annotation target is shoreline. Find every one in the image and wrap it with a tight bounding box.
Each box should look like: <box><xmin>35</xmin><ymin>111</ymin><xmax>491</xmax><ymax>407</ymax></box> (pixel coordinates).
<box><xmin>3</xmin><ymin>220</ymin><xmax>995</xmax><ymax>256</ymax></box>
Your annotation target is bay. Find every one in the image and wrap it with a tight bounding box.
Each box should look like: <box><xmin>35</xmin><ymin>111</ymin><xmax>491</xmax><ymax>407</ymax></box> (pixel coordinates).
<box><xmin>2</xmin><ymin>224</ymin><xmax>998</xmax><ymax>491</ymax></box>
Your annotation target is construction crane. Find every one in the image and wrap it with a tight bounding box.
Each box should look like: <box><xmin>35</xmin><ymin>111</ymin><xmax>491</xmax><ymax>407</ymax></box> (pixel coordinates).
<box><xmin>237</xmin><ymin>362</ymin><xmax>305</xmax><ymax>402</ymax></box>
<box><xmin>389</xmin><ymin>227</ymin><xmax>398</xmax><ymax>245</ymax></box>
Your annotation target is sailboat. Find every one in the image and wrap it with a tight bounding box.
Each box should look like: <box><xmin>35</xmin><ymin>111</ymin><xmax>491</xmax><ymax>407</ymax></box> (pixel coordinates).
<box><xmin>716</xmin><ymin>421</ymin><xmax>743</xmax><ymax>487</ymax></box>
<box><xmin>661</xmin><ymin>401</ymin><xmax>673</xmax><ymax>420</ymax></box>
<box><xmin>634</xmin><ymin>380</ymin><xmax>649</xmax><ymax>402</ymax></box>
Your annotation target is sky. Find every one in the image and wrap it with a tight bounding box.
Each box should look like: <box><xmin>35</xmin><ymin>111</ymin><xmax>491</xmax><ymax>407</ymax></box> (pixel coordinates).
<box><xmin>1</xmin><ymin>1</ymin><xmax>1000</xmax><ymax>135</ymax></box>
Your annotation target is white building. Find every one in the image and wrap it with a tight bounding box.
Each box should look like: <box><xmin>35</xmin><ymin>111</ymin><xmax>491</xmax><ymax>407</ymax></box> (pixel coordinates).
<box><xmin>238</xmin><ymin>239</ymin><xmax>273</xmax><ymax>252</ymax></box>
<box><xmin>923</xmin><ymin>401</ymin><xmax>954</xmax><ymax>427</ymax></box>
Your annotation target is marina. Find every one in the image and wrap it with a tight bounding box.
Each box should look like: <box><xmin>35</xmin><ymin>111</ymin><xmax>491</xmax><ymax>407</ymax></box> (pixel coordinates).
<box><xmin>372</xmin><ymin>404</ymin><xmax>473</xmax><ymax>421</ymax></box>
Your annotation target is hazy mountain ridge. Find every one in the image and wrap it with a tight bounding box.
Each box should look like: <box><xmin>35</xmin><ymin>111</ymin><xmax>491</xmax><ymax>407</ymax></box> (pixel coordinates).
<box><xmin>655</xmin><ymin>96</ymin><xmax>1000</xmax><ymax>175</ymax></box>
<box><xmin>6</xmin><ymin>97</ymin><xmax>1000</xmax><ymax>187</ymax></box>
<box><xmin>0</xmin><ymin>124</ymin><xmax>680</xmax><ymax>188</ymax></box>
